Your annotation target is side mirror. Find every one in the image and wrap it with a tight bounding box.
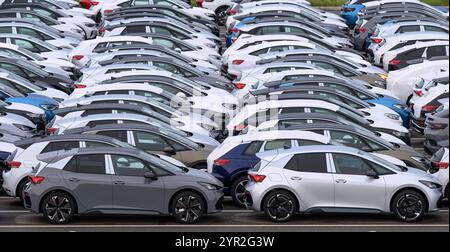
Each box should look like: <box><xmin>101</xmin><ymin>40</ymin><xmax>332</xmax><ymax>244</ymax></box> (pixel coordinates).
<box><xmin>174</xmin><ymin>48</ymin><xmax>182</xmax><ymax>53</ymax></box>
<box><xmin>366</xmin><ymin>170</ymin><xmax>379</xmax><ymax>179</ymax></box>
<box><xmin>164</xmin><ymin>147</ymin><xmax>176</xmax><ymax>156</ymax></box>
<box><xmin>144</xmin><ymin>171</ymin><xmax>157</xmax><ymax>180</ymax></box>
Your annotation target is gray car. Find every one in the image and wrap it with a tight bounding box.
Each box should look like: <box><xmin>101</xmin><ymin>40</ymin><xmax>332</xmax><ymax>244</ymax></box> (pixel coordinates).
<box><xmin>425</xmin><ymin>108</ymin><xmax>449</xmax><ymax>154</ymax></box>
<box><xmin>23</xmin><ymin>147</ymin><xmax>224</xmax><ymax>224</ymax></box>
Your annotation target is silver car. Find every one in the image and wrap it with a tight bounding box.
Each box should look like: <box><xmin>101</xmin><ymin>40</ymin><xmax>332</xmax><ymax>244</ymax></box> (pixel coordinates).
<box><xmin>245</xmin><ymin>146</ymin><xmax>443</xmax><ymax>222</ymax></box>
<box><xmin>23</xmin><ymin>147</ymin><xmax>224</xmax><ymax>224</ymax></box>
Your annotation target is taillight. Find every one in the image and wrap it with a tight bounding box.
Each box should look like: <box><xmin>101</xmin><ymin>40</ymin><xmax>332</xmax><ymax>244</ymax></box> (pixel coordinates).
<box><xmin>371</xmin><ymin>38</ymin><xmax>383</xmax><ymax>44</ymax></box>
<box><xmin>227</xmin><ymin>9</ymin><xmax>237</xmax><ymax>15</ymax></box>
<box><xmin>233</xmin><ymin>83</ymin><xmax>246</xmax><ymax>89</ymax></box>
<box><xmin>234</xmin><ymin>124</ymin><xmax>246</xmax><ymax>131</ymax></box>
<box><xmin>29</xmin><ymin>176</ymin><xmax>45</xmax><ymax>184</ymax></box>
<box><xmin>231</xmin><ymin>37</ymin><xmax>238</xmax><ymax>43</ymax></box>
<box><xmin>214</xmin><ymin>159</ymin><xmax>230</xmax><ymax>166</ymax></box>
<box><xmin>72</xmin><ymin>55</ymin><xmax>84</xmax><ymax>61</ymax></box>
<box><xmin>6</xmin><ymin>161</ymin><xmax>21</xmax><ymax>168</ymax></box>
<box><xmin>389</xmin><ymin>59</ymin><xmax>401</xmax><ymax>65</ymax></box>
<box><xmin>98</xmin><ymin>27</ymin><xmax>105</xmax><ymax>34</ymax></box>
<box><xmin>355</xmin><ymin>27</ymin><xmax>367</xmax><ymax>33</ymax></box>
<box><xmin>429</xmin><ymin>123</ymin><xmax>447</xmax><ymax>130</ymax></box>
<box><xmin>104</xmin><ymin>9</ymin><xmax>113</xmax><ymax>14</ymax></box>
<box><xmin>432</xmin><ymin>161</ymin><xmax>449</xmax><ymax>169</ymax></box>
<box><xmin>91</xmin><ymin>1</ymin><xmax>99</xmax><ymax>6</ymax></box>
<box><xmin>232</xmin><ymin>59</ymin><xmax>244</xmax><ymax>65</ymax></box>
<box><xmin>74</xmin><ymin>84</ymin><xmax>87</xmax><ymax>89</ymax></box>
<box><xmin>414</xmin><ymin>90</ymin><xmax>423</xmax><ymax>96</ymax></box>
<box><xmin>230</xmin><ymin>28</ymin><xmax>239</xmax><ymax>33</ymax></box>
<box><xmin>196</xmin><ymin>0</ymin><xmax>203</xmax><ymax>8</ymax></box>
<box><xmin>248</xmin><ymin>173</ymin><xmax>266</xmax><ymax>183</ymax></box>
<box><xmin>47</xmin><ymin>128</ymin><xmax>58</xmax><ymax>135</ymax></box>
<box><xmin>79</xmin><ymin>0</ymin><xmax>91</xmax><ymax>9</ymax></box>
<box><xmin>422</xmin><ymin>105</ymin><xmax>438</xmax><ymax>112</ymax></box>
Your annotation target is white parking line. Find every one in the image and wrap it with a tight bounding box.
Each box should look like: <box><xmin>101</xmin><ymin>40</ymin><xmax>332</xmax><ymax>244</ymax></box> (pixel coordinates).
<box><xmin>0</xmin><ymin>224</ymin><xmax>447</xmax><ymax>229</ymax></box>
<box><xmin>0</xmin><ymin>210</ymin><xmax>29</xmax><ymax>213</ymax></box>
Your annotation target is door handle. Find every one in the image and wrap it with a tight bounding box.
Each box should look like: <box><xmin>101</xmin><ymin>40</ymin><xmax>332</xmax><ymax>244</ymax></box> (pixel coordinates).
<box><xmin>68</xmin><ymin>178</ymin><xmax>80</xmax><ymax>182</ymax></box>
<box><xmin>335</xmin><ymin>179</ymin><xmax>347</xmax><ymax>184</ymax></box>
<box><xmin>290</xmin><ymin>177</ymin><xmax>302</xmax><ymax>181</ymax></box>
<box><xmin>114</xmin><ymin>181</ymin><xmax>125</xmax><ymax>185</ymax></box>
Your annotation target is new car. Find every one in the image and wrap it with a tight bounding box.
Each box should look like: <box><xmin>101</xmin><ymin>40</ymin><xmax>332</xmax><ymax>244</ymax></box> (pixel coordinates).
<box><xmin>246</xmin><ymin>145</ymin><xmax>442</xmax><ymax>222</ymax></box>
<box><xmin>207</xmin><ymin>130</ymin><xmax>331</xmax><ymax>207</ymax></box>
<box><xmin>429</xmin><ymin>147</ymin><xmax>449</xmax><ymax>199</ymax></box>
<box><xmin>424</xmin><ymin>108</ymin><xmax>449</xmax><ymax>154</ymax></box>
<box><xmin>23</xmin><ymin>147</ymin><xmax>224</xmax><ymax>224</ymax></box>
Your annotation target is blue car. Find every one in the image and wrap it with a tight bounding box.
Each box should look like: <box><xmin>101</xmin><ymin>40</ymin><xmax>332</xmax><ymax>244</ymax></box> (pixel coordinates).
<box><xmin>226</xmin><ymin>17</ymin><xmax>252</xmax><ymax>47</ymax></box>
<box><xmin>367</xmin><ymin>96</ymin><xmax>411</xmax><ymax>128</ymax></box>
<box><xmin>340</xmin><ymin>1</ymin><xmax>366</xmax><ymax>28</ymax></box>
<box><xmin>5</xmin><ymin>95</ymin><xmax>58</xmax><ymax>122</ymax></box>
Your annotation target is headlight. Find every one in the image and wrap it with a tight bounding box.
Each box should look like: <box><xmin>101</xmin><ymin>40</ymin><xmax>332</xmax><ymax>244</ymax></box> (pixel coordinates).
<box><xmin>374</xmin><ymin>80</ymin><xmax>385</xmax><ymax>88</ymax></box>
<box><xmin>199</xmin><ymin>123</ymin><xmax>215</xmax><ymax>131</ymax></box>
<box><xmin>385</xmin><ymin>113</ymin><xmax>400</xmax><ymax>120</ymax></box>
<box><xmin>26</xmin><ymin>113</ymin><xmax>44</xmax><ymax>119</ymax></box>
<box><xmin>40</xmin><ymin>104</ymin><xmax>58</xmax><ymax>111</ymax></box>
<box><xmin>222</xmin><ymin>103</ymin><xmax>237</xmax><ymax>110</ymax></box>
<box><xmin>59</xmin><ymin>82</ymin><xmax>73</xmax><ymax>88</ymax></box>
<box><xmin>411</xmin><ymin>156</ymin><xmax>427</xmax><ymax>164</ymax></box>
<box><xmin>71</xmin><ymin>28</ymin><xmax>83</xmax><ymax>34</ymax></box>
<box><xmin>199</xmin><ymin>182</ymin><xmax>221</xmax><ymax>190</ymax></box>
<box><xmin>209</xmin><ymin>55</ymin><xmax>221</xmax><ymax>61</ymax></box>
<box><xmin>378</xmin><ymin>74</ymin><xmax>388</xmax><ymax>80</ymax></box>
<box><xmin>205</xmin><ymin>43</ymin><xmax>216</xmax><ymax>48</ymax></box>
<box><xmin>419</xmin><ymin>180</ymin><xmax>442</xmax><ymax>189</ymax></box>
<box><xmin>61</xmin><ymin>66</ymin><xmax>74</xmax><ymax>71</ymax></box>
<box><xmin>52</xmin><ymin>97</ymin><xmax>64</xmax><ymax>103</ymax></box>
<box><xmin>394</xmin><ymin>104</ymin><xmax>408</xmax><ymax>111</ymax></box>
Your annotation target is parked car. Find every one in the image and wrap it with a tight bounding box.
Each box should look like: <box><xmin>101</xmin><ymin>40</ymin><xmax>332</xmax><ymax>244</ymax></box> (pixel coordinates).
<box><xmin>429</xmin><ymin>147</ymin><xmax>449</xmax><ymax>199</ymax></box>
<box><xmin>246</xmin><ymin>145</ymin><xmax>443</xmax><ymax>222</ymax></box>
<box><xmin>425</xmin><ymin>108</ymin><xmax>449</xmax><ymax>154</ymax></box>
<box><xmin>23</xmin><ymin>147</ymin><xmax>224</xmax><ymax>224</ymax></box>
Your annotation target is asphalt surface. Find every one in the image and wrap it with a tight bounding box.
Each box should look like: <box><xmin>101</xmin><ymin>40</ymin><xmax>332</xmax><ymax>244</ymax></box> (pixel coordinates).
<box><xmin>0</xmin><ymin>196</ymin><xmax>448</xmax><ymax>232</ymax></box>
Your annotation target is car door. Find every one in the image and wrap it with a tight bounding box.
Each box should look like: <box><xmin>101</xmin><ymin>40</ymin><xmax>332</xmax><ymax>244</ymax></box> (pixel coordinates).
<box><xmin>282</xmin><ymin>152</ymin><xmax>334</xmax><ymax>210</ymax></box>
<box><xmin>110</xmin><ymin>154</ymin><xmax>165</xmax><ymax>213</ymax></box>
<box><xmin>62</xmin><ymin>154</ymin><xmax>113</xmax><ymax>211</ymax></box>
<box><xmin>330</xmin><ymin>153</ymin><xmax>386</xmax><ymax>211</ymax></box>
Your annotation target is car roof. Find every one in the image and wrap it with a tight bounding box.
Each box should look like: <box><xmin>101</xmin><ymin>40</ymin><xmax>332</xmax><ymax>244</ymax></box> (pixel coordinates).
<box><xmin>97</xmin><ymin>55</ymin><xmax>180</xmax><ymax>66</ymax></box>
<box><xmin>230</xmin><ymin>130</ymin><xmax>330</xmax><ymax>143</ymax></box>
<box><xmin>13</xmin><ymin>134</ymin><xmax>129</xmax><ymax>148</ymax></box>
<box><xmin>256</xmin><ymin>145</ymin><xmax>361</xmax><ymax>161</ymax></box>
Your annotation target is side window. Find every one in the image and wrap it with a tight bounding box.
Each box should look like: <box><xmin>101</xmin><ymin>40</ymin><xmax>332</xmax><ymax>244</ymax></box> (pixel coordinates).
<box><xmin>41</xmin><ymin>141</ymin><xmax>80</xmax><ymax>154</ymax></box>
<box><xmin>269</xmin><ymin>46</ymin><xmax>291</xmax><ymax>53</ymax></box>
<box><xmin>309</xmin><ymin>108</ymin><xmax>334</xmax><ymax>115</ymax></box>
<box><xmin>86</xmin><ymin>120</ymin><xmax>119</xmax><ymax>128</ymax></box>
<box><xmin>81</xmin><ymin>109</ymin><xmax>112</xmax><ymax>116</ymax></box>
<box><xmin>279</xmin><ymin>119</ymin><xmax>309</xmax><ymax>128</ymax></box>
<box><xmin>63</xmin><ymin>156</ymin><xmax>77</xmax><ymax>172</ymax></box>
<box><xmin>243</xmin><ymin>141</ymin><xmax>263</xmax><ymax>155</ymax></box>
<box><xmin>17</xmin><ymin>27</ymin><xmax>51</xmax><ymax>40</ymax></box>
<box><xmin>133</xmin><ymin>90</ymin><xmax>168</xmax><ymax>104</ymax></box>
<box><xmin>396</xmin><ymin>25</ymin><xmax>420</xmax><ymax>33</ymax></box>
<box><xmin>323</xmin><ymin>83</ymin><xmax>351</xmax><ymax>94</ymax></box>
<box><xmin>0</xmin><ymin>27</ymin><xmax>13</xmax><ymax>33</ymax></box>
<box><xmin>76</xmin><ymin>154</ymin><xmax>106</xmax><ymax>174</ymax></box>
<box><xmin>264</xmin><ymin>67</ymin><xmax>292</xmax><ymax>74</ymax></box>
<box><xmin>284</xmin><ymin>153</ymin><xmax>328</xmax><ymax>173</ymax></box>
<box><xmin>260</xmin><ymin>26</ymin><xmax>281</xmax><ymax>35</ymax></box>
<box><xmin>112</xmin><ymin>155</ymin><xmax>149</xmax><ymax>177</ymax></box>
<box><xmin>93</xmin><ymin>42</ymin><xmax>107</xmax><ymax>52</ymax></box>
<box><xmin>332</xmin><ymin>153</ymin><xmax>373</xmax><ymax>175</ymax></box>
<box><xmin>151</xmin><ymin>26</ymin><xmax>172</xmax><ymax>36</ymax></box>
<box><xmin>0</xmin><ymin>63</ymin><xmax>26</xmax><ymax>78</ymax></box>
<box><xmin>166</xmin><ymin>139</ymin><xmax>189</xmax><ymax>151</ymax></box>
<box><xmin>264</xmin><ymin>139</ymin><xmax>291</xmax><ymax>151</ymax></box>
<box><xmin>405</xmin><ymin>48</ymin><xmax>426</xmax><ymax>59</ymax></box>
<box><xmin>427</xmin><ymin>46</ymin><xmax>447</xmax><ymax>58</ymax></box>
<box><xmin>123</xmin><ymin>26</ymin><xmax>146</xmax><ymax>35</ymax></box>
<box><xmin>250</xmin><ymin>48</ymin><xmax>269</xmax><ymax>56</ymax></box>
<box><xmin>297</xmin><ymin>140</ymin><xmax>324</xmax><ymax>146</ymax></box>
<box><xmin>424</xmin><ymin>26</ymin><xmax>448</xmax><ymax>33</ymax></box>
<box><xmin>85</xmin><ymin>141</ymin><xmax>114</xmax><ymax>148</ymax></box>
<box><xmin>11</xmin><ymin>39</ymin><xmax>40</xmax><ymax>53</ymax></box>
<box><xmin>280</xmin><ymin>107</ymin><xmax>305</xmax><ymax>114</ymax></box>
<box><xmin>329</xmin><ymin>131</ymin><xmax>372</xmax><ymax>150</ymax></box>
<box><xmin>368</xmin><ymin>161</ymin><xmax>395</xmax><ymax>175</ymax></box>
<box><xmin>153</xmin><ymin>38</ymin><xmax>176</xmax><ymax>50</ymax></box>
<box><xmin>96</xmin><ymin>130</ymin><xmax>128</xmax><ymax>142</ymax></box>
<box><xmin>133</xmin><ymin>0</ymin><xmax>148</xmax><ymax>5</ymax></box>
<box><xmin>133</xmin><ymin>131</ymin><xmax>170</xmax><ymax>151</ymax></box>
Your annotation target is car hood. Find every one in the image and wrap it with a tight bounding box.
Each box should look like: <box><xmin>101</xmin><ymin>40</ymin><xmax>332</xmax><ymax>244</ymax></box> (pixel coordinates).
<box><xmin>401</xmin><ymin>167</ymin><xmax>440</xmax><ymax>183</ymax></box>
<box><xmin>183</xmin><ymin>168</ymin><xmax>223</xmax><ymax>186</ymax></box>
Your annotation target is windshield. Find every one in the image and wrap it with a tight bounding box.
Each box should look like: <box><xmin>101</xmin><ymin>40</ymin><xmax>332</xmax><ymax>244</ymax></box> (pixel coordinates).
<box><xmin>359</xmin><ymin>150</ymin><xmax>403</xmax><ymax>172</ymax></box>
<box><xmin>18</xmin><ymin>47</ymin><xmax>43</xmax><ymax>60</ymax></box>
<box><xmin>5</xmin><ymin>72</ymin><xmax>44</xmax><ymax>91</ymax></box>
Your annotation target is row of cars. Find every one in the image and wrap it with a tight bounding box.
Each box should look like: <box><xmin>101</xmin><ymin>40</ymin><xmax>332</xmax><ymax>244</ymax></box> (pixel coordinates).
<box><xmin>0</xmin><ymin>0</ymin><xmax>448</xmax><ymax>224</ymax></box>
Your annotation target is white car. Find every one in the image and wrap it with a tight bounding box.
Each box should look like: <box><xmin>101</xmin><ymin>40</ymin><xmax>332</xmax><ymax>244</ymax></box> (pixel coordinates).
<box><xmin>224</xmin><ymin>40</ymin><xmax>319</xmax><ymax>77</ymax></box>
<box><xmin>0</xmin><ymin>43</ymin><xmax>78</xmax><ymax>77</ymax></box>
<box><xmin>429</xmin><ymin>147</ymin><xmax>449</xmax><ymax>199</ymax></box>
<box><xmin>226</xmin><ymin>0</ymin><xmax>341</xmax><ymax>28</ymax></box>
<box><xmin>246</xmin><ymin>145</ymin><xmax>442</xmax><ymax>222</ymax></box>
<box><xmin>59</xmin><ymin>94</ymin><xmax>219</xmax><ymax>136</ymax></box>
<box><xmin>0</xmin><ymin>34</ymin><xmax>71</xmax><ymax>59</ymax></box>
<box><xmin>202</xmin><ymin>0</ymin><xmax>233</xmax><ymax>25</ymax></box>
<box><xmin>369</xmin><ymin>32</ymin><xmax>449</xmax><ymax>66</ymax></box>
<box><xmin>226</xmin><ymin>99</ymin><xmax>409</xmax><ymax>140</ymax></box>
<box><xmin>382</xmin><ymin>40</ymin><xmax>449</xmax><ymax>71</ymax></box>
<box><xmin>387</xmin><ymin>58</ymin><xmax>449</xmax><ymax>104</ymax></box>
<box><xmin>100</xmin><ymin>0</ymin><xmax>217</xmax><ymax>21</ymax></box>
<box><xmin>0</xmin><ymin>70</ymin><xmax>68</xmax><ymax>102</ymax></box>
<box><xmin>70</xmin><ymin>36</ymin><xmax>221</xmax><ymax>68</ymax></box>
<box><xmin>0</xmin><ymin>111</ymin><xmax>36</xmax><ymax>133</ymax></box>
<box><xmin>102</xmin><ymin>17</ymin><xmax>221</xmax><ymax>51</ymax></box>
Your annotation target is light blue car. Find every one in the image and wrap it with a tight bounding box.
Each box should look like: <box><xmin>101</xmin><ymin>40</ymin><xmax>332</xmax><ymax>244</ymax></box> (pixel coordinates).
<box><xmin>340</xmin><ymin>0</ymin><xmax>366</xmax><ymax>28</ymax></box>
<box><xmin>3</xmin><ymin>95</ymin><xmax>58</xmax><ymax>123</ymax></box>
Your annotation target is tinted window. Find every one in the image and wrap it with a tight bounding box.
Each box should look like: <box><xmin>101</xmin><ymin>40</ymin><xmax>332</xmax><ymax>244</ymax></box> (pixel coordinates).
<box><xmin>63</xmin><ymin>157</ymin><xmax>77</xmax><ymax>172</ymax></box>
<box><xmin>329</xmin><ymin>131</ymin><xmax>373</xmax><ymax>150</ymax></box>
<box><xmin>424</xmin><ymin>26</ymin><xmax>448</xmax><ymax>33</ymax></box>
<box><xmin>86</xmin><ymin>120</ymin><xmax>119</xmax><ymax>128</ymax></box>
<box><xmin>243</xmin><ymin>141</ymin><xmax>263</xmax><ymax>155</ymax></box>
<box><xmin>96</xmin><ymin>130</ymin><xmax>128</xmax><ymax>142</ymax></box>
<box><xmin>297</xmin><ymin>140</ymin><xmax>324</xmax><ymax>146</ymax></box>
<box><xmin>284</xmin><ymin>153</ymin><xmax>328</xmax><ymax>173</ymax></box>
<box><xmin>76</xmin><ymin>154</ymin><xmax>106</xmax><ymax>174</ymax></box>
<box><xmin>0</xmin><ymin>27</ymin><xmax>13</xmax><ymax>33</ymax></box>
<box><xmin>133</xmin><ymin>131</ymin><xmax>170</xmax><ymax>151</ymax></box>
<box><xmin>85</xmin><ymin>141</ymin><xmax>114</xmax><ymax>148</ymax></box>
<box><xmin>123</xmin><ymin>25</ymin><xmax>146</xmax><ymax>34</ymax></box>
<box><xmin>264</xmin><ymin>140</ymin><xmax>291</xmax><ymax>151</ymax></box>
<box><xmin>81</xmin><ymin>109</ymin><xmax>112</xmax><ymax>116</ymax></box>
<box><xmin>369</xmin><ymin>161</ymin><xmax>395</xmax><ymax>175</ymax></box>
<box><xmin>112</xmin><ymin>155</ymin><xmax>149</xmax><ymax>176</ymax></box>
<box><xmin>396</xmin><ymin>25</ymin><xmax>420</xmax><ymax>33</ymax></box>
<box><xmin>404</xmin><ymin>48</ymin><xmax>425</xmax><ymax>59</ymax></box>
<box><xmin>41</xmin><ymin>141</ymin><xmax>79</xmax><ymax>154</ymax></box>
<box><xmin>427</xmin><ymin>46</ymin><xmax>447</xmax><ymax>58</ymax></box>
<box><xmin>332</xmin><ymin>153</ymin><xmax>372</xmax><ymax>175</ymax></box>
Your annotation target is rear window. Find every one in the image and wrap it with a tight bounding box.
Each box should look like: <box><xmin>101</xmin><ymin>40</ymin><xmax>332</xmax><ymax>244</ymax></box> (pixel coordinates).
<box><xmin>63</xmin><ymin>154</ymin><xmax>106</xmax><ymax>174</ymax></box>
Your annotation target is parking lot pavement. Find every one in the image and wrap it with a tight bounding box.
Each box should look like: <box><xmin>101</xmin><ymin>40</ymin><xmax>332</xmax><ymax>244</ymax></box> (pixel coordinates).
<box><xmin>0</xmin><ymin>197</ymin><xmax>447</xmax><ymax>232</ymax></box>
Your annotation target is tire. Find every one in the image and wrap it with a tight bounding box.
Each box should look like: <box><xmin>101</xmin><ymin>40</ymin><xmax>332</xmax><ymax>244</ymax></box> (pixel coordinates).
<box><xmin>216</xmin><ymin>6</ymin><xmax>229</xmax><ymax>26</ymax></box>
<box><xmin>41</xmin><ymin>191</ymin><xmax>75</xmax><ymax>224</ymax></box>
<box><xmin>445</xmin><ymin>184</ymin><xmax>449</xmax><ymax>199</ymax></box>
<box><xmin>392</xmin><ymin>190</ymin><xmax>426</xmax><ymax>222</ymax></box>
<box><xmin>262</xmin><ymin>190</ymin><xmax>297</xmax><ymax>223</ymax></box>
<box><xmin>171</xmin><ymin>191</ymin><xmax>205</xmax><ymax>224</ymax></box>
<box><xmin>17</xmin><ymin>179</ymin><xmax>28</xmax><ymax>203</ymax></box>
<box><xmin>231</xmin><ymin>176</ymin><xmax>248</xmax><ymax>208</ymax></box>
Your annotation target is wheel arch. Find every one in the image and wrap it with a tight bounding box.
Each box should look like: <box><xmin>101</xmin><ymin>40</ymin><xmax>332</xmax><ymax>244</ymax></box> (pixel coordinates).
<box><xmin>168</xmin><ymin>187</ymin><xmax>209</xmax><ymax>214</ymax></box>
<box><xmin>260</xmin><ymin>187</ymin><xmax>301</xmax><ymax>213</ymax></box>
<box><xmin>38</xmin><ymin>189</ymin><xmax>79</xmax><ymax>214</ymax></box>
<box><xmin>389</xmin><ymin>186</ymin><xmax>430</xmax><ymax>213</ymax></box>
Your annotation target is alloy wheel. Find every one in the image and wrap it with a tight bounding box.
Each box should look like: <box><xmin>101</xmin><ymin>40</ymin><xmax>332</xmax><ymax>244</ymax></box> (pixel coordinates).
<box><xmin>266</xmin><ymin>194</ymin><xmax>294</xmax><ymax>221</ymax></box>
<box><xmin>395</xmin><ymin>194</ymin><xmax>424</xmax><ymax>221</ymax></box>
<box><xmin>45</xmin><ymin>195</ymin><xmax>73</xmax><ymax>223</ymax></box>
<box><xmin>174</xmin><ymin>195</ymin><xmax>203</xmax><ymax>223</ymax></box>
<box><xmin>234</xmin><ymin>180</ymin><xmax>248</xmax><ymax>206</ymax></box>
